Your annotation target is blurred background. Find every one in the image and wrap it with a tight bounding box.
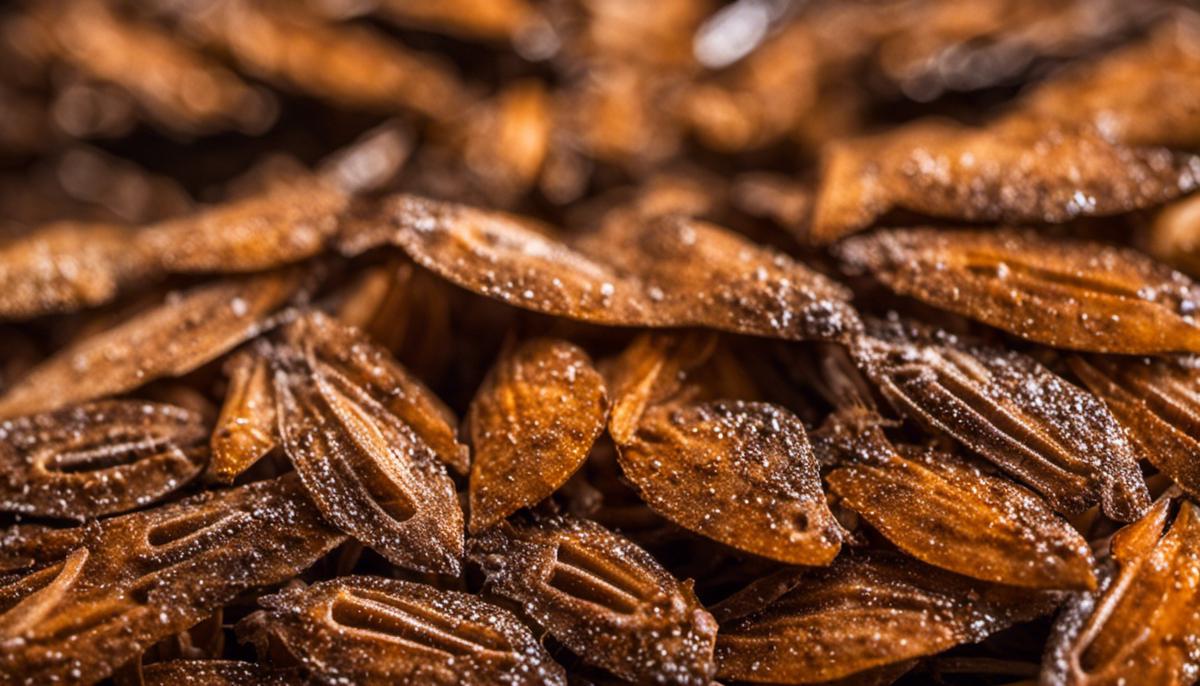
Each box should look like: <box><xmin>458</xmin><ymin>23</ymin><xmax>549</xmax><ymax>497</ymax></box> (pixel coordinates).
<box><xmin>0</xmin><ymin>0</ymin><xmax>1181</xmax><ymax>236</ymax></box>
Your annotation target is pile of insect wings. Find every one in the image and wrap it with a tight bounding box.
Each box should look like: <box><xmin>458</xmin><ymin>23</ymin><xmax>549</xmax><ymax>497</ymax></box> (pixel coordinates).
<box><xmin>5</xmin><ymin>1</ymin><xmax>1200</xmax><ymax>685</ymax></box>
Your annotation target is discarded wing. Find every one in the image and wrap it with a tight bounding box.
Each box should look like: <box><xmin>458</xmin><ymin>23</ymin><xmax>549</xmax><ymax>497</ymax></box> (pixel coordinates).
<box><xmin>605</xmin><ymin>331</ymin><xmax>841</xmax><ymax>565</ymax></box>
<box><xmin>1069</xmin><ymin>354</ymin><xmax>1200</xmax><ymax>500</ymax></box>
<box><xmin>826</xmin><ymin>434</ymin><xmax>1096</xmax><ymax>590</ymax></box>
<box><xmin>851</xmin><ymin>318</ymin><xmax>1150</xmax><ymax>520</ymax></box>
<box><xmin>1043</xmin><ymin>494</ymin><xmax>1200</xmax><ymax>686</ymax></box>
<box><xmin>619</xmin><ymin>400</ymin><xmax>843</xmax><ymax>565</ymax></box>
<box><xmin>273</xmin><ymin>340</ymin><xmax>465</xmax><ymax>574</ymax></box>
<box><xmin>0</xmin><ymin>267</ymin><xmax>307</xmax><ymax>419</ymax></box>
<box><xmin>810</xmin><ymin>19</ymin><xmax>1200</xmax><ymax>243</ymax></box>
<box><xmin>813</xmin><ymin>120</ymin><xmax>1199</xmax><ymax>244</ymax></box>
<box><xmin>0</xmin><ymin>400</ymin><xmax>207</xmax><ymax>519</ymax></box>
<box><xmin>838</xmin><ymin>228</ymin><xmax>1200</xmax><ymax>354</ymax></box>
<box><xmin>716</xmin><ymin>552</ymin><xmax>1061</xmax><ymax>684</ymax></box>
<box><xmin>342</xmin><ymin>194</ymin><xmax>862</xmax><ymax>342</ymax></box>
<box><xmin>238</xmin><ymin>575</ymin><xmax>566</xmax><ymax>686</ymax></box>
<box><xmin>467</xmin><ymin>338</ymin><xmax>607</xmax><ymax>532</ymax></box>
<box><xmin>468</xmin><ymin>515</ymin><xmax>718</xmax><ymax>686</ymax></box>
<box><xmin>209</xmin><ymin>346</ymin><xmax>277</xmax><ymax>483</ymax></box>
<box><xmin>136</xmin><ymin>177</ymin><xmax>347</xmax><ymax>274</ymax></box>
<box><xmin>0</xmin><ymin>475</ymin><xmax>344</xmax><ymax>684</ymax></box>
<box><xmin>0</xmin><ymin>222</ymin><xmax>149</xmax><ymax>320</ymax></box>
<box><xmin>573</xmin><ymin>212</ymin><xmax>861</xmax><ymax>342</ymax></box>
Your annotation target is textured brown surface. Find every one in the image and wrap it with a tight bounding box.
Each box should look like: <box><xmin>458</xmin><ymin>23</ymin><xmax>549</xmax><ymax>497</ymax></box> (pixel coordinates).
<box><xmin>828</xmin><ymin>436</ymin><xmax>1096</xmax><ymax>590</ymax></box>
<box><xmin>1043</xmin><ymin>495</ymin><xmax>1200</xmax><ymax>685</ymax></box>
<box><xmin>717</xmin><ymin>552</ymin><xmax>1061</xmax><ymax>684</ymax></box>
<box><xmin>839</xmin><ymin>229</ymin><xmax>1200</xmax><ymax>354</ymax></box>
<box><xmin>0</xmin><ymin>475</ymin><xmax>344</xmax><ymax>684</ymax></box>
<box><xmin>469</xmin><ymin>515</ymin><xmax>717</xmax><ymax>685</ymax></box>
<box><xmin>605</xmin><ymin>330</ymin><xmax>841</xmax><ymax>565</ymax></box>
<box><xmin>621</xmin><ymin>400</ymin><xmax>843</xmax><ymax>565</ymax></box>
<box><xmin>852</xmin><ymin>318</ymin><xmax>1150</xmax><ymax>520</ymax></box>
<box><xmin>4</xmin><ymin>1</ymin><xmax>1200</xmax><ymax>683</ymax></box>
<box><xmin>0</xmin><ymin>221</ymin><xmax>148</xmax><ymax>320</ymax></box>
<box><xmin>273</xmin><ymin>339</ymin><xmax>464</xmax><ymax>574</ymax></box>
<box><xmin>468</xmin><ymin>338</ymin><xmax>607</xmax><ymax>532</ymax></box>
<box><xmin>136</xmin><ymin>178</ymin><xmax>347</xmax><ymax>274</ymax></box>
<box><xmin>0</xmin><ymin>400</ymin><xmax>207</xmax><ymax>519</ymax></box>
<box><xmin>342</xmin><ymin>194</ymin><xmax>861</xmax><ymax>342</ymax></box>
<box><xmin>810</xmin><ymin>18</ymin><xmax>1200</xmax><ymax>243</ymax></box>
<box><xmin>0</xmin><ymin>268</ymin><xmax>305</xmax><ymax>418</ymax></box>
<box><xmin>239</xmin><ymin>575</ymin><xmax>565</xmax><ymax>686</ymax></box>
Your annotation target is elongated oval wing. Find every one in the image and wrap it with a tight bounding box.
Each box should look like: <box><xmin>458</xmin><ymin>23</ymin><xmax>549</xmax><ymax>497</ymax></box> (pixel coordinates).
<box><xmin>828</xmin><ymin>445</ymin><xmax>1096</xmax><ymax>590</ymax></box>
<box><xmin>852</xmin><ymin>319</ymin><xmax>1149</xmax><ymax>521</ymax></box>
<box><xmin>137</xmin><ymin>178</ymin><xmax>346</xmax><ymax>274</ymax></box>
<box><xmin>717</xmin><ymin>552</ymin><xmax>1061</xmax><ymax>684</ymax></box>
<box><xmin>0</xmin><ymin>268</ymin><xmax>305</xmax><ymax>418</ymax></box>
<box><xmin>0</xmin><ymin>400</ymin><xmax>207</xmax><ymax>519</ymax></box>
<box><xmin>811</xmin><ymin>21</ymin><xmax>1200</xmax><ymax>243</ymax></box>
<box><xmin>619</xmin><ymin>400</ymin><xmax>842</xmax><ymax>565</ymax></box>
<box><xmin>239</xmin><ymin>576</ymin><xmax>566</xmax><ymax>686</ymax></box>
<box><xmin>813</xmin><ymin>121</ymin><xmax>1199</xmax><ymax>244</ymax></box>
<box><xmin>468</xmin><ymin>338</ymin><xmax>607</xmax><ymax>532</ymax></box>
<box><xmin>274</xmin><ymin>344</ymin><xmax>464</xmax><ymax>574</ymax></box>
<box><xmin>336</xmin><ymin>194</ymin><xmax>644</xmax><ymax>323</ymax></box>
<box><xmin>838</xmin><ymin>229</ymin><xmax>1200</xmax><ymax>354</ymax></box>
<box><xmin>0</xmin><ymin>222</ymin><xmax>149</xmax><ymax>321</ymax></box>
<box><xmin>469</xmin><ymin>515</ymin><xmax>717</xmax><ymax>686</ymax></box>
<box><xmin>576</xmin><ymin>212</ymin><xmax>861</xmax><ymax>342</ymax></box>
<box><xmin>344</xmin><ymin>195</ymin><xmax>860</xmax><ymax>342</ymax></box>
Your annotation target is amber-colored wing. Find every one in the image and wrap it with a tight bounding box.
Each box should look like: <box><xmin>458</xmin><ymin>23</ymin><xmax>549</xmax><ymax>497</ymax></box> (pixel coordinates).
<box><xmin>1043</xmin><ymin>495</ymin><xmax>1200</xmax><ymax>685</ymax></box>
<box><xmin>0</xmin><ymin>400</ymin><xmax>207</xmax><ymax>519</ymax></box>
<box><xmin>468</xmin><ymin>338</ymin><xmax>606</xmax><ymax>532</ymax></box>
<box><xmin>839</xmin><ymin>229</ymin><xmax>1200</xmax><ymax>354</ymax></box>
<box><xmin>239</xmin><ymin>575</ymin><xmax>566</xmax><ymax>686</ymax></box>
<box><xmin>852</xmin><ymin>318</ymin><xmax>1149</xmax><ymax>520</ymax></box>
<box><xmin>469</xmin><ymin>515</ymin><xmax>717</xmax><ymax>685</ymax></box>
<box><xmin>717</xmin><ymin>552</ymin><xmax>1060</xmax><ymax>684</ymax></box>
<box><xmin>0</xmin><ymin>267</ymin><xmax>306</xmax><ymax>418</ymax></box>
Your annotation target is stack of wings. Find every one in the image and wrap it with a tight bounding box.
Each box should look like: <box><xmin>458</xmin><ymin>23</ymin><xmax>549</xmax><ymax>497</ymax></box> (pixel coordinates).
<box><xmin>4</xmin><ymin>0</ymin><xmax>1200</xmax><ymax>684</ymax></box>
